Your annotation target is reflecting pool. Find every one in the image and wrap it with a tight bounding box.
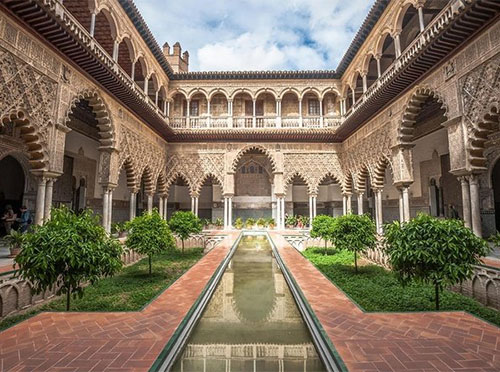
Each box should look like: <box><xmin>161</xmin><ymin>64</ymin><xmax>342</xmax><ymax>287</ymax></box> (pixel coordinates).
<box><xmin>172</xmin><ymin>234</ymin><xmax>326</xmax><ymax>371</ymax></box>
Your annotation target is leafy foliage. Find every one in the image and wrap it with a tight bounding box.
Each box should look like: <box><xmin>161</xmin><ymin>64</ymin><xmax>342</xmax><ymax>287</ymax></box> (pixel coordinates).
<box><xmin>234</xmin><ymin>217</ymin><xmax>244</xmax><ymax>229</ymax></box>
<box><xmin>285</xmin><ymin>215</ymin><xmax>297</xmax><ymax>227</ymax></box>
<box><xmin>245</xmin><ymin>218</ymin><xmax>255</xmax><ymax>228</ymax></box>
<box><xmin>384</xmin><ymin>213</ymin><xmax>489</xmax><ymax>309</ymax></box>
<box><xmin>15</xmin><ymin>206</ymin><xmax>123</xmax><ymax>310</ymax></box>
<box><xmin>266</xmin><ymin>217</ymin><xmax>275</xmax><ymax>228</ymax></box>
<box><xmin>126</xmin><ymin>209</ymin><xmax>175</xmax><ymax>273</ymax></box>
<box><xmin>1</xmin><ymin>248</ymin><xmax>203</xmax><ymax>331</ymax></box>
<box><xmin>310</xmin><ymin>215</ymin><xmax>335</xmax><ymax>252</ymax></box>
<box><xmin>303</xmin><ymin>248</ymin><xmax>500</xmax><ymax>326</ymax></box>
<box><xmin>215</xmin><ymin>217</ymin><xmax>223</xmax><ymax>228</ymax></box>
<box><xmin>256</xmin><ymin>218</ymin><xmax>266</xmax><ymax>227</ymax></box>
<box><xmin>168</xmin><ymin>211</ymin><xmax>202</xmax><ymax>253</ymax></box>
<box><xmin>5</xmin><ymin>229</ymin><xmax>24</xmax><ymax>249</ymax></box>
<box><xmin>330</xmin><ymin>214</ymin><xmax>376</xmax><ymax>272</ymax></box>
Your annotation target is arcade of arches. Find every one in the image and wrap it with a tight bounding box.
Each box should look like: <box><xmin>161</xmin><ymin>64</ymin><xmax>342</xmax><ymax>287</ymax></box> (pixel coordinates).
<box><xmin>0</xmin><ymin>0</ymin><xmax>499</xmax><ymax>241</ymax></box>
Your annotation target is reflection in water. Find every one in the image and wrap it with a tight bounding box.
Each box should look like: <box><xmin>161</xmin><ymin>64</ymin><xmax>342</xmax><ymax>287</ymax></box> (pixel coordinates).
<box><xmin>172</xmin><ymin>235</ymin><xmax>325</xmax><ymax>372</ymax></box>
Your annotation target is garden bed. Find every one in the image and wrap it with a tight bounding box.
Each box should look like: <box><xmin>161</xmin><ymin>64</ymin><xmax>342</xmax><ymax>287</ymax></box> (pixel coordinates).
<box><xmin>303</xmin><ymin>247</ymin><xmax>500</xmax><ymax>327</ymax></box>
<box><xmin>0</xmin><ymin>248</ymin><xmax>203</xmax><ymax>331</ymax></box>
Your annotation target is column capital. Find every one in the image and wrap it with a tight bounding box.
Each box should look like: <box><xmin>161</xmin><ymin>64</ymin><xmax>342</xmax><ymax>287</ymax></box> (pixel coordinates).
<box><xmin>223</xmin><ymin>193</ymin><xmax>234</xmax><ymax>198</ymax></box>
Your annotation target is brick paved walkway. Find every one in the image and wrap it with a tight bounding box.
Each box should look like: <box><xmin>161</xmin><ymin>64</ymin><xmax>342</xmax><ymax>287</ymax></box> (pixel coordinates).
<box><xmin>270</xmin><ymin>233</ymin><xmax>500</xmax><ymax>372</ymax></box>
<box><xmin>0</xmin><ymin>232</ymin><xmax>238</xmax><ymax>372</ymax></box>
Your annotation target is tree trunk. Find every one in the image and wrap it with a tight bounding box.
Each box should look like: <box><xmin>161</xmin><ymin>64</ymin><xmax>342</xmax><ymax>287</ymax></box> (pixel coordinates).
<box><xmin>354</xmin><ymin>251</ymin><xmax>358</xmax><ymax>273</ymax></box>
<box><xmin>182</xmin><ymin>239</ymin><xmax>185</xmax><ymax>254</ymax></box>
<box><xmin>148</xmin><ymin>255</ymin><xmax>152</xmax><ymax>275</ymax></box>
<box><xmin>324</xmin><ymin>240</ymin><xmax>327</xmax><ymax>255</ymax></box>
<box><xmin>66</xmin><ymin>285</ymin><xmax>71</xmax><ymax>311</ymax></box>
<box><xmin>435</xmin><ymin>282</ymin><xmax>440</xmax><ymax>310</ymax></box>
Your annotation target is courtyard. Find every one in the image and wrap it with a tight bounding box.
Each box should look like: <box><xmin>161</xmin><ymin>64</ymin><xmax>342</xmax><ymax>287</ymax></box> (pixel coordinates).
<box><xmin>1</xmin><ymin>0</ymin><xmax>500</xmax><ymax>370</ymax></box>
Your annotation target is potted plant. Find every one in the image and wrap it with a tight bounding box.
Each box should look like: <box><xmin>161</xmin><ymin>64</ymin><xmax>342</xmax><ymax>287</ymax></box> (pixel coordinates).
<box><xmin>256</xmin><ymin>218</ymin><xmax>266</xmax><ymax>229</ymax></box>
<box><xmin>245</xmin><ymin>218</ymin><xmax>255</xmax><ymax>229</ymax></box>
<box><xmin>235</xmin><ymin>217</ymin><xmax>244</xmax><ymax>229</ymax></box>
<box><xmin>285</xmin><ymin>215</ymin><xmax>297</xmax><ymax>229</ymax></box>
<box><xmin>201</xmin><ymin>218</ymin><xmax>210</xmax><ymax>230</ymax></box>
<box><xmin>111</xmin><ymin>222</ymin><xmax>127</xmax><ymax>238</ymax></box>
<box><xmin>267</xmin><ymin>217</ymin><xmax>275</xmax><ymax>229</ymax></box>
<box><xmin>5</xmin><ymin>229</ymin><xmax>24</xmax><ymax>257</ymax></box>
<box><xmin>215</xmin><ymin>217</ymin><xmax>223</xmax><ymax>229</ymax></box>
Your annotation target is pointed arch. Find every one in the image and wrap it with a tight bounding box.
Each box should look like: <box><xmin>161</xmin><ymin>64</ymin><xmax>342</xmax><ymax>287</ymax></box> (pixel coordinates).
<box><xmin>119</xmin><ymin>157</ymin><xmax>138</xmax><ymax>190</ymax></box>
<box><xmin>355</xmin><ymin>165</ymin><xmax>370</xmax><ymax>193</ymax></box>
<box><xmin>65</xmin><ymin>90</ymin><xmax>115</xmax><ymax>149</ymax></box>
<box><xmin>231</xmin><ymin>145</ymin><xmax>277</xmax><ymax>173</ymax></box>
<box><xmin>371</xmin><ymin>156</ymin><xmax>393</xmax><ymax>190</ymax></box>
<box><xmin>194</xmin><ymin>172</ymin><xmax>224</xmax><ymax>196</ymax></box>
<box><xmin>139</xmin><ymin>166</ymin><xmax>155</xmax><ymax>194</ymax></box>
<box><xmin>284</xmin><ymin>172</ymin><xmax>311</xmax><ymax>194</ymax></box>
<box><xmin>165</xmin><ymin>172</ymin><xmax>192</xmax><ymax>196</ymax></box>
<box><xmin>1</xmin><ymin>110</ymin><xmax>49</xmax><ymax>171</ymax></box>
<box><xmin>398</xmin><ymin>86</ymin><xmax>448</xmax><ymax>145</ymax></box>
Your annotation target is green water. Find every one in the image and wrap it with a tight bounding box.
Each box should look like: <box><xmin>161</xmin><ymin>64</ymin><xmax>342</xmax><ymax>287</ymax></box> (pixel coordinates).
<box><xmin>172</xmin><ymin>234</ymin><xmax>326</xmax><ymax>372</ymax></box>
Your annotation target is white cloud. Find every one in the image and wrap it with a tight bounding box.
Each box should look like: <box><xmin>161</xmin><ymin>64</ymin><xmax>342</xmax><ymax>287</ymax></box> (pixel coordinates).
<box><xmin>134</xmin><ymin>0</ymin><xmax>371</xmax><ymax>71</ymax></box>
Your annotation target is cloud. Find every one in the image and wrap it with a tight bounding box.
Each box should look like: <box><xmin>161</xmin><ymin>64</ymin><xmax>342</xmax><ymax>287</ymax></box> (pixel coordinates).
<box><xmin>134</xmin><ymin>0</ymin><xmax>371</xmax><ymax>71</ymax></box>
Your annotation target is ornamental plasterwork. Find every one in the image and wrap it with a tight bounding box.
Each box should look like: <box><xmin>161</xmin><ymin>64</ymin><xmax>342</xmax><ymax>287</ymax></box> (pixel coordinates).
<box><xmin>283</xmin><ymin>153</ymin><xmax>343</xmax><ymax>195</ymax></box>
<box><xmin>0</xmin><ymin>48</ymin><xmax>58</xmax><ymax>161</ymax></box>
<box><xmin>460</xmin><ymin>53</ymin><xmax>500</xmax><ymax>162</ymax></box>
<box><xmin>118</xmin><ymin>126</ymin><xmax>167</xmax><ymax>189</ymax></box>
<box><xmin>165</xmin><ymin>152</ymin><xmax>225</xmax><ymax>196</ymax></box>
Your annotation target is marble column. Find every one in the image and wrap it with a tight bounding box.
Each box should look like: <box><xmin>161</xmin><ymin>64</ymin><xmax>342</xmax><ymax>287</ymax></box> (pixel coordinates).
<box><xmin>402</xmin><ymin>186</ymin><xmax>410</xmax><ymax>222</ymax></box>
<box><xmin>459</xmin><ymin>176</ymin><xmax>471</xmax><ymax>228</ymax></box>
<box><xmin>34</xmin><ymin>177</ymin><xmax>47</xmax><ymax>225</ymax></box>
<box><xmin>398</xmin><ymin>188</ymin><xmax>404</xmax><ymax>222</ymax></box>
<box><xmin>469</xmin><ymin>175</ymin><xmax>482</xmax><ymax>237</ymax></box>
<box><xmin>417</xmin><ymin>6</ymin><xmax>425</xmax><ymax>32</ymax></box>
<box><xmin>158</xmin><ymin>196</ymin><xmax>164</xmax><ymax>218</ymax></box>
<box><xmin>147</xmin><ymin>194</ymin><xmax>153</xmax><ymax>213</ymax></box>
<box><xmin>129</xmin><ymin>191</ymin><xmax>137</xmax><ymax>221</ymax></box>
<box><xmin>224</xmin><ymin>197</ymin><xmax>228</xmax><ymax>229</ymax></box>
<box><xmin>309</xmin><ymin>195</ymin><xmax>313</xmax><ymax>226</ymax></box>
<box><xmin>228</xmin><ymin>197</ymin><xmax>233</xmax><ymax>229</ymax></box>
<box><xmin>102</xmin><ymin>188</ymin><xmax>110</xmax><ymax>232</ymax></box>
<box><xmin>163</xmin><ymin>197</ymin><xmax>168</xmax><ymax>220</ymax></box>
<box><xmin>191</xmin><ymin>197</ymin><xmax>195</xmax><ymax>214</ymax></box>
<box><xmin>280</xmin><ymin>197</ymin><xmax>285</xmax><ymax>229</ymax></box>
<box><xmin>194</xmin><ymin>197</ymin><xmax>199</xmax><ymax>217</ymax></box>
<box><xmin>374</xmin><ymin>189</ymin><xmax>383</xmax><ymax>234</ymax></box>
<box><xmin>357</xmin><ymin>192</ymin><xmax>364</xmax><ymax>215</ymax></box>
<box><xmin>107</xmin><ymin>189</ymin><xmax>113</xmax><ymax>233</ymax></box>
<box><xmin>342</xmin><ymin>195</ymin><xmax>347</xmax><ymax>215</ymax></box>
<box><xmin>346</xmin><ymin>193</ymin><xmax>352</xmax><ymax>214</ymax></box>
<box><xmin>43</xmin><ymin>178</ymin><xmax>54</xmax><ymax>222</ymax></box>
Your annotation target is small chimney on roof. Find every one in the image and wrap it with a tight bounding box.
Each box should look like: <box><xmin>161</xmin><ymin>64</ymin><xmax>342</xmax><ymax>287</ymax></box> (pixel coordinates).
<box><xmin>163</xmin><ymin>41</ymin><xmax>189</xmax><ymax>73</ymax></box>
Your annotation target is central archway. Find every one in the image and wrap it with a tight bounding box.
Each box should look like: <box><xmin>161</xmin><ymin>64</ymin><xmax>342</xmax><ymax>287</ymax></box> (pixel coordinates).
<box><xmin>233</xmin><ymin>148</ymin><xmax>275</xmax><ymax>221</ymax></box>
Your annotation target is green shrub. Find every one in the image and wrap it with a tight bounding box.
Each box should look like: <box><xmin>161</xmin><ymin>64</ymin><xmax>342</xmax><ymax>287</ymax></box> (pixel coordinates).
<box><xmin>234</xmin><ymin>217</ymin><xmax>244</xmax><ymax>229</ymax></box>
<box><xmin>126</xmin><ymin>209</ymin><xmax>175</xmax><ymax>274</ymax></box>
<box><xmin>256</xmin><ymin>218</ymin><xmax>266</xmax><ymax>227</ymax></box>
<box><xmin>384</xmin><ymin>213</ymin><xmax>489</xmax><ymax>310</ymax></box>
<box><xmin>15</xmin><ymin>206</ymin><xmax>123</xmax><ymax>311</ymax></box>
<box><xmin>310</xmin><ymin>215</ymin><xmax>335</xmax><ymax>253</ymax></box>
<box><xmin>298</xmin><ymin>215</ymin><xmax>309</xmax><ymax>228</ymax></box>
<box><xmin>246</xmin><ymin>218</ymin><xmax>255</xmax><ymax>228</ymax></box>
<box><xmin>285</xmin><ymin>215</ymin><xmax>297</xmax><ymax>228</ymax></box>
<box><xmin>215</xmin><ymin>217</ymin><xmax>223</xmax><ymax>228</ymax></box>
<box><xmin>331</xmin><ymin>214</ymin><xmax>376</xmax><ymax>273</ymax></box>
<box><xmin>169</xmin><ymin>211</ymin><xmax>203</xmax><ymax>253</ymax></box>
<box><xmin>267</xmin><ymin>217</ymin><xmax>275</xmax><ymax>228</ymax></box>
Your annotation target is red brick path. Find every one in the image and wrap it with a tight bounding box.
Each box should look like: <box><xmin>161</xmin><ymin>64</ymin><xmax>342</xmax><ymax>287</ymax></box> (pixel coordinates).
<box><xmin>0</xmin><ymin>232</ymin><xmax>238</xmax><ymax>372</ymax></box>
<box><xmin>270</xmin><ymin>233</ymin><xmax>500</xmax><ymax>372</ymax></box>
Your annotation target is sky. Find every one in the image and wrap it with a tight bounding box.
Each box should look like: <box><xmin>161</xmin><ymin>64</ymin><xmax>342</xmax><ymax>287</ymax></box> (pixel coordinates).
<box><xmin>134</xmin><ymin>0</ymin><xmax>372</xmax><ymax>72</ymax></box>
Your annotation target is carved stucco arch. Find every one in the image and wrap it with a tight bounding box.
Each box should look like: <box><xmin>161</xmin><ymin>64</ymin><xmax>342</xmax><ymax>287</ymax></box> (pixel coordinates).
<box><xmin>192</xmin><ymin>172</ymin><xmax>224</xmax><ymax>196</ymax></box>
<box><xmin>118</xmin><ymin>156</ymin><xmax>139</xmax><ymax>191</ymax></box>
<box><xmin>138</xmin><ymin>166</ymin><xmax>155</xmax><ymax>194</ymax></box>
<box><xmin>0</xmin><ymin>110</ymin><xmax>49</xmax><ymax>171</ymax></box>
<box><xmin>165</xmin><ymin>172</ymin><xmax>193</xmax><ymax>196</ymax></box>
<box><xmin>231</xmin><ymin>145</ymin><xmax>277</xmax><ymax>173</ymax></box>
<box><xmin>398</xmin><ymin>85</ymin><xmax>449</xmax><ymax>146</ymax></box>
<box><xmin>371</xmin><ymin>155</ymin><xmax>394</xmax><ymax>190</ymax></box>
<box><xmin>65</xmin><ymin>89</ymin><xmax>116</xmax><ymax>149</ymax></box>
<box><xmin>283</xmin><ymin>172</ymin><xmax>312</xmax><ymax>195</ymax></box>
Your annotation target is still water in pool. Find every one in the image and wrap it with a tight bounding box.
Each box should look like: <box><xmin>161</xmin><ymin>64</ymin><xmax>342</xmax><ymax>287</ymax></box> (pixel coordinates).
<box><xmin>172</xmin><ymin>234</ymin><xmax>326</xmax><ymax>371</ymax></box>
